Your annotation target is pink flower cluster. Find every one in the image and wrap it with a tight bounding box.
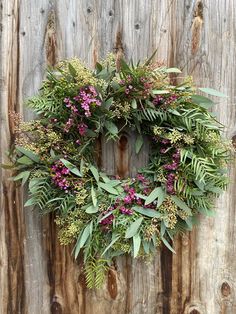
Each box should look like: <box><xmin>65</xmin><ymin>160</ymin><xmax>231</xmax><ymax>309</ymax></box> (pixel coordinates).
<box><xmin>166</xmin><ymin>173</ymin><xmax>175</xmax><ymax>194</ymax></box>
<box><xmin>153</xmin><ymin>94</ymin><xmax>178</xmax><ymax>106</ymax></box>
<box><xmin>99</xmin><ymin>174</ymin><xmax>157</xmax><ymax>232</ymax></box>
<box><xmin>73</xmin><ymin>86</ymin><xmax>101</xmax><ymax>117</ymax></box>
<box><xmin>163</xmin><ymin>149</ymin><xmax>180</xmax><ymax>171</ymax></box>
<box><xmin>77</xmin><ymin>122</ymin><xmax>88</xmax><ymax>136</ymax></box>
<box><xmin>119</xmin><ymin>75</ymin><xmax>153</xmax><ymax>99</ymax></box>
<box><xmin>162</xmin><ymin>149</ymin><xmax>180</xmax><ymax>194</ymax></box>
<box><xmin>99</xmin><ymin>207</ymin><xmax>115</xmax><ymax>232</ymax></box>
<box><xmin>63</xmin><ymin>86</ymin><xmax>100</xmax><ymax>142</ymax></box>
<box><xmin>51</xmin><ymin>161</ymin><xmax>71</xmax><ymax>191</ymax></box>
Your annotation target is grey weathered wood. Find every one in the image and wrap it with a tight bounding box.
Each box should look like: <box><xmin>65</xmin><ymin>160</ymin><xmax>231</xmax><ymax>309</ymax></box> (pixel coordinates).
<box><xmin>0</xmin><ymin>0</ymin><xmax>236</xmax><ymax>313</ymax></box>
<box><xmin>169</xmin><ymin>1</ymin><xmax>236</xmax><ymax>313</ymax></box>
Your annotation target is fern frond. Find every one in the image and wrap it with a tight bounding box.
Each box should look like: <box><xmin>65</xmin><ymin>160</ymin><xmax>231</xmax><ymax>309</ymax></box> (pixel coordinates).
<box><xmin>27</xmin><ymin>95</ymin><xmax>62</xmax><ymax>117</ymax></box>
<box><xmin>85</xmin><ymin>258</ymin><xmax>108</xmax><ymax>289</ymax></box>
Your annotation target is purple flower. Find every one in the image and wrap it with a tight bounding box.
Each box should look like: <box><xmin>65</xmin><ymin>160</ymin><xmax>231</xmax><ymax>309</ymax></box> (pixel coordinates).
<box><xmin>61</xmin><ymin>167</ymin><xmax>70</xmax><ymax>175</ymax></box>
<box><xmin>124</xmin><ymin>195</ymin><xmax>132</xmax><ymax>204</ymax></box>
<box><xmin>64</xmin><ymin>97</ymin><xmax>70</xmax><ymax>103</ymax></box>
<box><xmin>51</xmin><ymin>161</ymin><xmax>72</xmax><ymax>191</ymax></box>
<box><xmin>160</xmin><ymin>148</ymin><xmax>167</xmax><ymax>154</ymax></box>
<box><xmin>166</xmin><ymin>172</ymin><xmax>176</xmax><ymax>194</ymax></box>
<box><xmin>100</xmin><ymin>211</ymin><xmax>114</xmax><ymax>225</ymax></box>
<box><xmin>173</xmin><ymin>150</ymin><xmax>180</xmax><ymax>162</ymax></box>
<box><xmin>77</xmin><ymin>122</ymin><xmax>88</xmax><ymax>136</ymax></box>
<box><xmin>64</xmin><ymin>118</ymin><xmax>74</xmax><ymax>133</ymax></box>
<box><xmin>166</xmin><ymin>185</ymin><xmax>175</xmax><ymax>194</ymax></box>
<box><xmin>136</xmin><ymin>174</ymin><xmax>145</xmax><ymax>182</ymax></box>
<box><xmin>153</xmin><ymin>95</ymin><xmax>164</xmax><ymax>106</ymax></box>
<box><xmin>119</xmin><ymin>206</ymin><xmax>133</xmax><ymax>215</ymax></box>
<box><xmin>161</xmin><ymin>139</ymin><xmax>170</xmax><ymax>145</ymax></box>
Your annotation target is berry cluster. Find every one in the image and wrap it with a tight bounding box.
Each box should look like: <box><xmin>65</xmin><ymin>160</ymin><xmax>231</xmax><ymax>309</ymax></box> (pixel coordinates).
<box><xmin>51</xmin><ymin>161</ymin><xmax>71</xmax><ymax>191</ymax></box>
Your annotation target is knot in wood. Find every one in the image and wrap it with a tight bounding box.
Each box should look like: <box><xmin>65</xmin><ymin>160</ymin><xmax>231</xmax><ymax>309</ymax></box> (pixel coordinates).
<box><xmin>107</xmin><ymin>268</ymin><xmax>118</xmax><ymax>299</ymax></box>
<box><xmin>190</xmin><ymin>310</ymin><xmax>201</xmax><ymax>314</ymax></box>
<box><xmin>221</xmin><ymin>281</ymin><xmax>231</xmax><ymax>297</ymax></box>
<box><xmin>119</xmin><ymin>135</ymin><xmax>128</xmax><ymax>151</ymax></box>
<box><xmin>87</xmin><ymin>6</ymin><xmax>93</xmax><ymax>14</ymax></box>
<box><xmin>194</xmin><ymin>1</ymin><xmax>203</xmax><ymax>20</ymax></box>
<box><xmin>51</xmin><ymin>296</ymin><xmax>62</xmax><ymax>314</ymax></box>
<box><xmin>231</xmin><ymin>135</ymin><xmax>236</xmax><ymax>149</ymax></box>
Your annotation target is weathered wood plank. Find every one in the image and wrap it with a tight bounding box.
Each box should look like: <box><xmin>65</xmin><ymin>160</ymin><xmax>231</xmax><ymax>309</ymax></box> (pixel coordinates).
<box><xmin>17</xmin><ymin>2</ymin><xmax>54</xmax><ymax>313</ymax></box>
<box><xmin>1</xmin><ymin>0</ymin><xmax>236</xmax><ymax>313</ymax></box>
<box><xmin>0</xmin><ymin>1</ymin><xmax>26</xmax><ymax>313</ymax></box>
<box><xmin>169</xmin><ymin>1</ymin><xmax>236</xmax><ymax>313</ymax></box>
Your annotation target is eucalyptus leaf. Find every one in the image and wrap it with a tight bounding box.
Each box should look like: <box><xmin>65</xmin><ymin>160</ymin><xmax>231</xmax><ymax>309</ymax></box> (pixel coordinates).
<box><xmin>133</xmin><ymin>206</ymin><xmax>161</xmax><ymax>218</ymax></box>
<box><xmin>91</xmin><ymin>185</ymin><xmax>97</xmax><ymax>207</ymax></box>
<box><xmin>104</xmin><ymin>121</ymin><xmax>118</xmax><ymax>135</ymax></box>
<box><xmin>133</xmin><ymin>234</ymin><xmax>141</xmax><ymax>258</ymax></box>
<box><xmin>125</xmin><ymin>217</ymin><xmax>143</xmax><ymax>239</ymax></box>
<box><xmin>74</xmin><ymin>222</ymin><xmax>92</xmax><ymax>259</ymax></box>
<box><xmin>16</xmin><ymin>146</ymin><xmax>40</xmax><ymax>162</ymax></box>
<box><xmin>86</xmin><ymin>205</ymin><xmax>99</xmax><ymax>214</ymax></box>
<box><xmin>191</xmin><ymin>94</ymin><xmax>214</xmax><ymax>109</ymax></box>
<box><xmin>198</xmin><ymin>87</ymin><xmax>228</xmax><ymax>98</ymax></box>
<box><xmin>103</xmin><ymin>98</ymin><xmax>113</xmax><ymax>109</ymax></box>
<box><xmin>142</xmin><ymin>240</ymin><xmax>150</xmax><ymax>254</ymax></box>
<box><xmin>60</xmin><ymin>158</ymin><xmax>82</xmax><ymax>177</ymax></box>
<box><xmin>24</xmin><ymin>198</ymin><xmax>37</xmax><ymax>207</ymax></box>
<box><xmin>90</xmin><ymin>165</ymin><xmax>99</xmax><ymax>182</ymax></box>
<box><xmin>80</xmin><ymin>158</ymin><xmax>85</xmax><ymax>175</ymax></box>
<box><xmin>17</xmin><ymin>156</ymin><xmax>34</xmax><ymax>165</ymax></box>
<box><xmin>134</xmin><ymin>193</ymin><xmax>147</xmax><ymax>200</ymax></box>
<box><xmin>131</xmin><ymin>99</ymin><xmax>137</xmax><ymax>109</ymax></box>
<box><xmin>161</xmin><ymin>236</ymin><xmax>176</xmax><ymax>254</ymax></box>
<box><xmin>12</xmin><ymin>170</ymin><xmax>30</xmax><ymax>185</ymax></box>
<box><xmin>145</xmin><ymin>187</ymin><xmax>165</xmax><ymax>206</ymax></box>
<box><xmin>101</xmin><ymin>235</ymin><xmax>120</xmax><ymax>256</ymax></box>
<box><xmin>205</xmin><ymin>185</ymin><xmax>223</xmax><ymax>194</ymax></box>
<box><xmin>165</xmin><ymin>67</ymin><xmax>182</xmax><ymax>73</ymax></box>
<box><xmin>99</xmin><ymin>182</ymin><xmax>119</xmax><ymax>195</ymax></box>
<box><xmin>171</xmin><ymin>195</ymin><xmax>192</xmax><ymax>215</ymax></box>
<box><xmin>98</xmin><ymin>210</ymin><xmax>113</xmax><ymax>223</ymax></box>
<box><xmin>160</xmin><ymin>221</ymin><xmax>166</xmax><ymax>237</ymax></box>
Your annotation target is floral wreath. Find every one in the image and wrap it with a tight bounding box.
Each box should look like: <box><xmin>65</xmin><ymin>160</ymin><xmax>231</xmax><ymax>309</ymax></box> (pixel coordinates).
<box><xmin>9</xmin><ymin>54</ymin><xmax>232</xmax><ymax>288</ymax></box>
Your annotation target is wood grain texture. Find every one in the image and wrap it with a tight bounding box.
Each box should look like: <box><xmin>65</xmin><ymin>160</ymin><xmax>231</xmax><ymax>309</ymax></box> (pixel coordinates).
<box><xmin>169</xmin><ymin>1</ymin><xmax>236</xmax><ymax>313</ymax></box>
<box><xmin>0</xmin><ymin>0</ymin><xmax>235</xmax><ymax>313</ymax></box>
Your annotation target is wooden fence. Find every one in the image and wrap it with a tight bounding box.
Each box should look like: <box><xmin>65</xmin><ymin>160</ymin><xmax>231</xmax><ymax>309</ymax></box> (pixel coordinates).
<box><xmin>1</xmin><ymin>1</ymin><xmax>236</xmax><ymax>313</ymax></box>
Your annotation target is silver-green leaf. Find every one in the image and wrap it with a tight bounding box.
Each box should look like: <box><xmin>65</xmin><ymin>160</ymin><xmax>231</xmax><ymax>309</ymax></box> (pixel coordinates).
<box><xmin>125</xmin><ymin>217</ymin><xmax>143</xmax><ymax>239</ymax></box>
<box><xmin>133</xmin><ymin>234</ymin><xmax>141</xmax><ymax>258</ymax></box>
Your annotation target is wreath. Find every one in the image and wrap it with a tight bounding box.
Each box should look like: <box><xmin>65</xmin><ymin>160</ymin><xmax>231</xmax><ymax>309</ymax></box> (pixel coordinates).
<box><xmin>9</xmin><ymin>54</ymin><xmax>232</xmax><ymax>288</ymax></box>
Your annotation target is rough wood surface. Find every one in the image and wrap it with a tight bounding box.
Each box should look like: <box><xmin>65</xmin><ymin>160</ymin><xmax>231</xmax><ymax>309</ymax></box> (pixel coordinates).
<box><xmin>0</xmin><ymin>1</ymin><xmax>236</xmax><ymax>313</ymax></box>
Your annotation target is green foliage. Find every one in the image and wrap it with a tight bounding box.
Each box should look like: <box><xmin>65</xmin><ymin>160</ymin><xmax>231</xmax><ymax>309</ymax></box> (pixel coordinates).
<box><xmin>85</xmin><ymin>258</ymin><xmax>108</xmax><ymax>289</ymax></box>
<box><xmin>125</xmin><ymin>218</ymin><xmax>143</xmax><ymax>238</ymax></box>
<box><xmin>7</xmin><ymin>53</ymin><xmax>233</xmax><ymax>289</ymax></box>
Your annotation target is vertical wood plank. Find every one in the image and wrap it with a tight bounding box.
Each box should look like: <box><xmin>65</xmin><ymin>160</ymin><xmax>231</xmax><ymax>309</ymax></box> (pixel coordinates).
<box><xmin>0</xmin><ymin>1</ymin><xmax>26</xmax><ymax>313</ymax></box>
<box><xmin>1</xmin><ymin>1</ymin><xmax>236</xmax><ymax>313</ymax></box>
<box><xmin>18</xmin><ymin>1</ymin><xmax>53</xmax><ymax>313</ymax></box>
<box><xmin>169</xmin><ymin>1</ymin><xmax>236</xmax><ymax>313</ymax></box>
